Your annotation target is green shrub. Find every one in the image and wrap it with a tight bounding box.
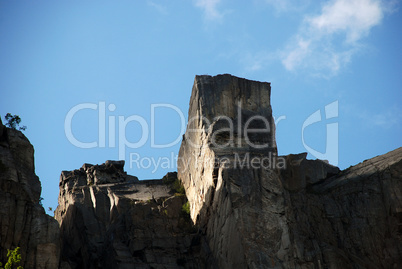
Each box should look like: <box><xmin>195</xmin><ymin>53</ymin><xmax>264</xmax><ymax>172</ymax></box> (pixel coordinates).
<box><xmin>178</xmin><ymin>201</ymin><xmax>197</xmax><ymax>233</ymax></box>
<box><xmin>172</xmin><ymin>179</ymin><xmax>185</xmax><ymax>195</ymax></box>
<box><xmin>182</xmin><ymin>201</ymin><xmax>190</xmax><ymax>215</ymax></box>
<box><xmin>4</xmin><ymin>114</ymin><xmax>26</xmax><ymax>131</ymax></box>
<box><xmin>0</xmin><ymin>247</ymin><xmax>23</xmax><ymax>269</ymax></box>
<box><xmin>162</xmin><ymin>173</ymin><xmax>186</xmax><ymax>196</ymax></box>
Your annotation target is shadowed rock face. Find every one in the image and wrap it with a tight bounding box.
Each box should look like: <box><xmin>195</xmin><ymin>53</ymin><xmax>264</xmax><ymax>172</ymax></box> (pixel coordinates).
<box><xmin>0</xmin><ymin>118</ymin><xmax>61</xmax><ymax>269</ymax></box>
<box><xmin>178</xmin><ymin>74</ymin><xmax>402</xmax><ymax>268</ymax></box>
<box><xmin>55</xmin><ymin>166</ymin><xmax>204</xmax><ymax>269</ymax></box>
<box><xmin>283</xmin><ymin>147</ymin><xmax>402</xmax><ymax>268</ymax></box>
<box><xmin>2</xmin><ymin>74</ymin><xmax>401</xmax><ymax>269</ymax></box>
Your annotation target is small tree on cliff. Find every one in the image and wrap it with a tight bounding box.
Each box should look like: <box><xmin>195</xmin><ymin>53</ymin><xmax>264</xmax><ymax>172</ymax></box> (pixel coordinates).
<box><xmin>4</xmin><ymin>113</ymin><xmax>27</xmax><ymax>131</ymax></box>
<box><xmin>0</xmin><ymin>247</ymin><xmax>23</xmax><ymax>269</ymax></box>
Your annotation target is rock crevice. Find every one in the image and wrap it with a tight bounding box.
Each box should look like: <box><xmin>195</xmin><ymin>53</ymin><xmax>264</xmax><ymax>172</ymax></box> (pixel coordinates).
<box><xmin>1</xmin><ymin>74</ymin><xmax>401</xmax><ymax>269</ymax></box>
<box><xmin>0</xmin><ymin>118</ymin><xmax>61</xmax><ymax>269</ymax></box>
<box><xmin>178</xmin><ymin>74</ymin><xmax>402</xmax><ymax>268</ymax></box>
<box><xmin>55</xmin><ymin>167</ymin><xmax>204</xmax><ymax>269</ymax></box>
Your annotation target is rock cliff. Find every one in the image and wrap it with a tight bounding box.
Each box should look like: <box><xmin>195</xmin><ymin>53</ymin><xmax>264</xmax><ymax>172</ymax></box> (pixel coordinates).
<box><xmin>1</xmin><ymin>74</ymin><xmax>401</xmax><ymax>269</ymax></box>
<box><xmin>55</xmin><ymin>164</ymin><xmax>204</xmax><ymax>268</ymax></box>
<box><xmin>178</xmin><ymin>74</ymin><xmax>286</xmax><ymax>268</ymax></box>
<box><xmin>0</xmin><ymin>118</ymin><xmax>60</xmax><ymax>268</ymax></box>
<box><xmin>178</xmin><ymin>74</ymin><xmax>402</xmax><ymax>268</ymax></box>
<box><xmin>283</xmin><ymin>147</ymin><xmax>402</xmax><ymax>268</ymax></box>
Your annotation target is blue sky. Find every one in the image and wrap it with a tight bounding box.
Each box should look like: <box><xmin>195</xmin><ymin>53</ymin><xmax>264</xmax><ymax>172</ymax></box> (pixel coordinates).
<box><xmin>1</xmin><ymin>0</ymin><xmax>401</xmax><ymax>213</ymax></box>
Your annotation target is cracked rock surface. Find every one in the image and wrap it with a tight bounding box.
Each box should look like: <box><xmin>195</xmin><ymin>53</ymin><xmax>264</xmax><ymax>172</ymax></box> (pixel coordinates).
<box><xmin>1</xmin><ymin>74</ymin><xmax>401</xmax><ymax>269</ymax></box>
<box><xmin>55</xmin><ymin>168</ymin><xmax>204</xmax><ymax>269</ymax></box>
<box><xmin>178</xmin><ymin>74</ymin><xmax>402</xmax><ymax>268</ymax></box>
<box><xmin>0</xmin><ymin>118</ymin><xmax>61</xmax><ymax>269</ymax></box>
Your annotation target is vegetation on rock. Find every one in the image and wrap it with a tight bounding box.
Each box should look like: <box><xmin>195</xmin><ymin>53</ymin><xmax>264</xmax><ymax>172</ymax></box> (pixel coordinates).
<box><xmin>182</xmin><ymin>201</ymin><xmax>190</xmax><ymax>216</ymax></box>
<box><xmin>0</xmin><ymin>247</ymin><xmax>23</xmax><ymax>269</ymax></box>
<box><xmin>4</xmin><ymin>113</ymin><xmax>26</xmax><ymax>131</ymax></box>
<box><xmin>162</xmin><ymin>172</ymin><xmax>185</xmax><ymax>195</ymax></box>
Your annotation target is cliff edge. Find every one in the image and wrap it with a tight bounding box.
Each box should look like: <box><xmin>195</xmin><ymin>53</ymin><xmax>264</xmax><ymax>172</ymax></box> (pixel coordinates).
<box><xmin>178</xmin><ymin>74</ymin><xmax>402</xmax><ymax>268</ymax></box>
<box><xmin>0</xmin><ymin>118</ymin><xmax>61</xmax><ymax>268</ymax></box>
<box><xmin>1</xmin><ymin>74</ymin><xmax>401</xmax><ymax>269</ymax></box>
<box><xmin>55</xmin><ymin>164</ymin><xmax>203</xmax><ymax>268</ymax></box>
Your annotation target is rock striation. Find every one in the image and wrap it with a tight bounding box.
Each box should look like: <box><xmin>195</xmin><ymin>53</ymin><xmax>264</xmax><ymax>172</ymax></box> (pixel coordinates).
<box><xmin>178</xmin><ymin>74</ymin><xmax>402</xmax><ymax>268</ymax></box>
<box><xmin>55</xmin><ymin>164</ymin><xmax>204</xmax><ymax>268</ymax></box>
<box><xmin>1</xmin><ymin>74</ymin><xmax>401</xmax><ymax>269</ymax></box>
<box><xmin>283</xmin><ymin>147</ymin><xmax>402</xmax><ymax>268</ymax></box>
<box><xmin>178</xmin><ymin>74</ymin><xmax>287</xmax><ymax>268</ymax></box>
<box><xmin>0</xmin><ymin>118</ymin><xmax>61</xmax><ymax>268</ymax></box>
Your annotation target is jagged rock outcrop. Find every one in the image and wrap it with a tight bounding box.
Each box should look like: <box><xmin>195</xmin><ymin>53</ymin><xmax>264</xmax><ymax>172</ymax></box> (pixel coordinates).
<box><xmin>283</xmin><ymin>148</ymin><xmax>402</xmax><ymax>268</ymax></box>
<box><xmin>178</xmin><ymin>74</ymin><xmax>402</xmax><ymax>268</ymax></box>
<box><xmin>0</xmin><ymin>118</ymin><xmax>61</xmax><ymax>268</ymax></box>
<box><xmin>178</xmin><ymin>74</ymin><xmax>287</xmax><ymax>268</ymax></box>
<box><xmin>55</xmin><ymin>164</ymin><xmax>204</xmax><ymax>268</ymax></box>
<box><xmin>281</xmin><ymin>153</ymin><xmax>340</xmax><ymax>191</ymax></box>
<box><xmin>2</xmin><ymin>74</ymin><xmax>400</xmax><ymax>269</ymax></box>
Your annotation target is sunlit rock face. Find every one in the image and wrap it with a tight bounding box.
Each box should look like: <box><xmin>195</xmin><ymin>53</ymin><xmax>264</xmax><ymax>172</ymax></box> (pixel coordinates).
<box><xmin>0</xmin><ymin>118</ymin><xmax>61</xmax><ymax>269</ymax></box>
<box><xmin>178</xmin><ymin>74</ymin><xmax>288</xmax><ymax>268</ymax></box>
<box><xmin>2</xmin><ymin>74</ymin><xmax>401</xmax><ymax>269</ymax></box>
<box><xmin>178</xmin><ymin>74</ymin><xmax>278</xmax><ymax>220</ymax></box>
<box><xmin>178</xmin><ymin>74</ymin><xmax>402</xmax><ymax>268</ymax></box>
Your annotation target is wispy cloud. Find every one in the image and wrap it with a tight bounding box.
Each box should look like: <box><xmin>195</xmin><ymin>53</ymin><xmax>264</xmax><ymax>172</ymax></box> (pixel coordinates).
<box><xmin>264</xmin><ymin>0</ymin><xmax>290</xmax><ymax>12</ymax></box>
<box><xmin>148</xmin><ymin>1</ymin><xmax>168</xmax><ymax>15</ymax></box>
<box><xmin>240</xmin><ymin>51</ymin><xmax>276</xmax><ymax>72</ymax></box>
<box><xmin>264</xmin><ymin>0</ymin><xmax>311</xmax><ymax>13</ymax></box>
<box><xmin>281</xmin><ymin>0</ymin><xmax>389</xmax><ymax>76</ymax></box>
<box><xmin>358</xmin><ymin>105</ymin><xmax>402</xmax><ymax>129</ymax></box>
<box><xmin>282</xmin><ymin>37</ymin><xmax>311</xmax><ymax>71</ymax></box>
<box><xmin>194</xmin><ymin>0</ymin><xmax>223</xmax><ymax>20</ymax></box>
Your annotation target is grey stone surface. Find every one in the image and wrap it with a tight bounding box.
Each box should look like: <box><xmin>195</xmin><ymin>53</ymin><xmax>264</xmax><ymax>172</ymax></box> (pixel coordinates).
<box><xmin>282</xmin><ymin>147</ymin><xmax>402</xmax><ymax>268</ymax></box>
<box><xmin>281</xmin><ymin>152</ymin><xmax>340</xmax><ymax>191</ymax></box>
<box><xmin>55</xmin><ymin>166</ymin><xmax>204</xmax><ymax>268</ymax></box>
<box><xmin>178</xmin><ymin>74</ymin><xmax>402</xmax><ymax>268</ymax></box>
<box><xmin>178</xmin><ymin>74</ymin><xmax>286</xmax><ymax>268</ymax></box>
<box><xmin>0</xmin><ymin>118</ymin><xmax>61</xmax><ymax>269</ymax></box>
<box><xmin>2</xmin><ymin>74</ymin><xmax>401</xmax><ymax>269</ymax></box>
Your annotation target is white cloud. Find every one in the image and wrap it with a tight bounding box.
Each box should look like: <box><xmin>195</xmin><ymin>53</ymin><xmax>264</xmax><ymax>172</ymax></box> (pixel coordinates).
<box><xmin>281</xmin><ymin>0</ymin><xmax>388</xmax><ymax>75</ymax></box>
<box><xmin>282</xmin><ymin>38</ymin><xmax>311</xmax><ymax>71</ymax></box>
<box><xmin>194</xmin><ymin>0</ymin><xmax>222</xmax><ymax>20</ymax></box>
<box><xmin>308</xmin><ymin>0</ymin><xmax>383</xmax><ymax>43</ymax></box>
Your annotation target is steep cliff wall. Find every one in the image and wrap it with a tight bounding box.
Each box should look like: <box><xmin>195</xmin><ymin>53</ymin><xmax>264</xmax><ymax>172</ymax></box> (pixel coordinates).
<box><xmin>282</xmin><ymin>148</ymin><xmax>402</xmax><ymax>268</ymax></box>
<box><xmin>2</xmin><ymin>74</ymin><xmax>400</xmax><ymax>269</ymax></box>
<box><xmin>178</xmin><ymin>74</ymin><xmax>288</xmax><ymax>267</ymax></box>
<box><xmin>0</xmin><ymin>118</ymin><xmax>61</xmax><ymax>268</ymax></box>
<box><xmin>178</xmin><ymin>74</ymin><xmax>402</xmax><ymax>268</ymax></box>
<box><xmin>55</xmin><ymin>164</ymin><xmax>204</xmax><ymax>269</ymax></box>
